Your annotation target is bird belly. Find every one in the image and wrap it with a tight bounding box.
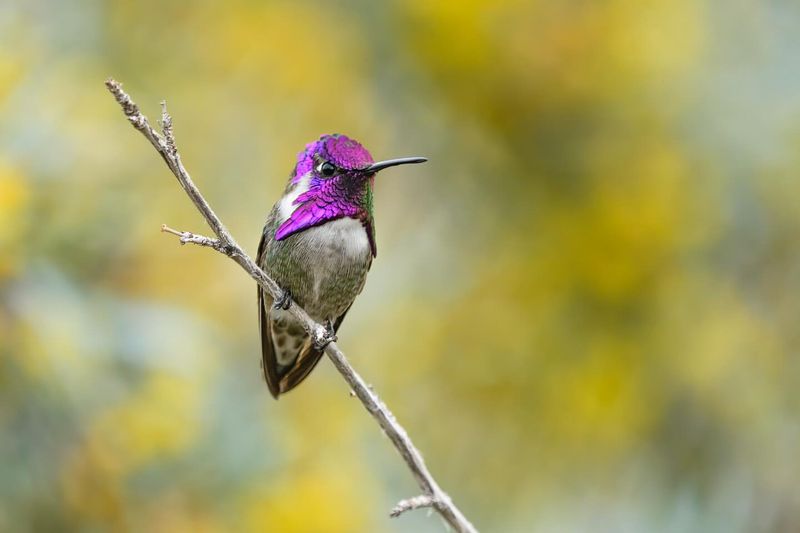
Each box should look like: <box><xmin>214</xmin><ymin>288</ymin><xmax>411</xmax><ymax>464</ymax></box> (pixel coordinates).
<box><xmin>265</xmin><ymin>217</ymin><xmax>372</xmax><ymax>323</ymax></box>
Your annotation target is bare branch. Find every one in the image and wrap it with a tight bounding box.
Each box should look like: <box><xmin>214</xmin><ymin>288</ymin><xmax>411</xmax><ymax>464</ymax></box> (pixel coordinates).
<box><xmin>160</xmin><ymin>224</ymin><xmax>232</xmax><ymax>254</ymax></box>
<box><xmin>106</xmin><ymin>78</ymin><xmax>478</xmax><ymax>533</ymax></box>
<box><xmin>391</xmin><ymin>494</ymin><xmax>438</xmax><ymax>518</ymax></box>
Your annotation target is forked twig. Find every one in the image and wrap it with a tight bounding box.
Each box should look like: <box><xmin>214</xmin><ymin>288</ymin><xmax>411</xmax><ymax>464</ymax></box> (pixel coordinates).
<box><xmin>105</xmin><ymin>78</ymin><xmax>477</xmax><ymax>533</ymax></box>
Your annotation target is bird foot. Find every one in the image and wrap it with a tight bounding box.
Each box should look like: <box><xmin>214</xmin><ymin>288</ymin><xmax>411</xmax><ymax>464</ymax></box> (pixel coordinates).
<box><xmin>273</xmin><ymin>288</ymin><xmax>292</xmax><ymax>311</ymax></box>
<box><xmin>313</xmin><ymin>320</ymin><xmax>337</xmax><ymax>351</ymax></box>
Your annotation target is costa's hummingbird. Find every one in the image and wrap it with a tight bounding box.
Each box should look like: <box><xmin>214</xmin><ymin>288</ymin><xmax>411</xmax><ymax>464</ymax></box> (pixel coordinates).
<box><xmin>257</xmin><ymin>134</ymin><xmax>426</xmax><ymax>398</ymax></box>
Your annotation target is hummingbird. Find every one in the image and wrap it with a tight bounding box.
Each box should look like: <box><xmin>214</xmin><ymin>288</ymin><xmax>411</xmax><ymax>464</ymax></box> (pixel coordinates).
<box><xmin>257</xmin><ymin>134</ymin><xmax>426</xmax><ymax>398</ymax></box>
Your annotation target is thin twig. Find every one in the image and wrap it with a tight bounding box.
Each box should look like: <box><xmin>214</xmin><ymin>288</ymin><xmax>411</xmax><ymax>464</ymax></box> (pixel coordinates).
<box><xmin>160</xmin><ymin>224</ymin><xmax>232</xmax><ymax>254</ymax></box>
<box><xmin>391</xmin><ymin>494</ymin><xmax>438</xmax><ymax>518</ymax></box>
<box><xmin>105</xmin><ymin>78</ymin><xmax>478</xmax><ymax>533</ymax></box>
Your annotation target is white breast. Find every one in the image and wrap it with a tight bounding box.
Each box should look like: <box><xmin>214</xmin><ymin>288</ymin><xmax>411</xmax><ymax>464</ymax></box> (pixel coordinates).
<box><xmin>278</xmin><ymin>173</ymin><xmax>310</xmax><ymax>223</ymax></box>
<box><xmin>305</xmin><ymin>217</ymin><xmax>370</xmax><ymax>259</ymax></box>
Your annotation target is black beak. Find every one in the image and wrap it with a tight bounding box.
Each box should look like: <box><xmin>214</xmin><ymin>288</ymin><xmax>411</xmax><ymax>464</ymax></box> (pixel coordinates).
<box><xmin>365</xmin><ymin>157</ymin><xmax>427</xmax><ymax>173</ymax></box>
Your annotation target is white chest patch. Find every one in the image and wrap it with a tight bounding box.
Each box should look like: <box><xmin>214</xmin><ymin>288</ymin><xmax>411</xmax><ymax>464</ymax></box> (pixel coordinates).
<box><xmin>305</xmin><ymin>217</ymin><xmax>370</xmax><ymax>260</ymax></box>
<box><xmin>278</xmin><ymin>173</ymin><xmax>310</xmax><ymax>223</ymax></box>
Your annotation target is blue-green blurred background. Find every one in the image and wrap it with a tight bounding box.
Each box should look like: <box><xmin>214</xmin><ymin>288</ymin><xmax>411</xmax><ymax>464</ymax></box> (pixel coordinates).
<box><xmin>2</xmin><ymin>1</ymin><xmax>800</xmax><ymax>531</ymax></box>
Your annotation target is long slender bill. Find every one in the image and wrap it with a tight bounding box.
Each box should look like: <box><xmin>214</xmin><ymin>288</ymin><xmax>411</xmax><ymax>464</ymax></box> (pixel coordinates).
<box><xmin>366</xmin><ymin>157</ymin><xmax>428</xmax><ymax>173</ymax></box>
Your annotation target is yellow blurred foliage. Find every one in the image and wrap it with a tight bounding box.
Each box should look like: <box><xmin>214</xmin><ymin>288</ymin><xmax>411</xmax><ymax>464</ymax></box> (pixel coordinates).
<box><xmin>240</xmin><ymin>467</ymin><xmax>373</xmax><ymax>533</ymax></box>
<box><xmin>0</xmin><ymin>160</ymin><xmax>29</xmax><ymax>277</ymax></box>
<box><xmin>543</xmin><ymin>336</ymin><xmax>654</xmax><ymax>454</ymax></box>
<box><xmin>90</xmin><ymin>372</ymin><xmax>202</xmax><ymax>473</ymax></box>
<box><xmin>1</xmin><ymin>0</ymin><xmax>799</xmax><ymax>531</ymax></box>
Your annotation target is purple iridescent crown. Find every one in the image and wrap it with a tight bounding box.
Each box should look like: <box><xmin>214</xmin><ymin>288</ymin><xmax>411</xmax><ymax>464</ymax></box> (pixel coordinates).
<box><xmin>293</xmin><ymin>134</ymin><xmax>374</xmax><ymax>182</ymax></box>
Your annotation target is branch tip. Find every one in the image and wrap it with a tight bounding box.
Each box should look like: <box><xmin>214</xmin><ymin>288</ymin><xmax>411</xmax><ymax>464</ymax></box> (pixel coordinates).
<box><xmin>160</xmin><ymin>225</ymin><xmax>227</xmax><ymax>252</ymax></box>
<box><xmin>160</xmin><ymin>101</ymin><xmax>177</xmax><ymax>156</ymax></box>
<box><xmin>160</xmin><ymin>224</ymin><xmax>182</xmax><ymax>237</ymax></box>
<box><xmin>105</xmin><ymin>77</ymin><xmax>140</xmax><ymax>119</ymax></box>
<box><xmin>391</xmin><ymin>495</ymin><xmax>438</xmax><ymax>518</ymax></box>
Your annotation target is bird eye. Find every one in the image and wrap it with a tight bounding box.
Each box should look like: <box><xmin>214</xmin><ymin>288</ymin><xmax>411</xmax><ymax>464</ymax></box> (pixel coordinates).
<box><xmin>317</xmin><ymin>161</ymin><xmax>336</xmax><ymax>177</ymax></box>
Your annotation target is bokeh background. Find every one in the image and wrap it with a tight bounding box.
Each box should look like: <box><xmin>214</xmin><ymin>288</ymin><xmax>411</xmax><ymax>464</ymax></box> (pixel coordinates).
<box><xmin>2</xmin><ymin>1</ymin><xmax>800</xmax><ymax>531</ymax></box>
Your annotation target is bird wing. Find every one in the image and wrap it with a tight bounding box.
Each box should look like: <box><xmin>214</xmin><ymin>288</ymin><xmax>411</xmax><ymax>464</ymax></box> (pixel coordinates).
<box><xmin>257</xmin><ymin>230</ymin><xmax>283</xmax><ymax>398</ymax></box>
